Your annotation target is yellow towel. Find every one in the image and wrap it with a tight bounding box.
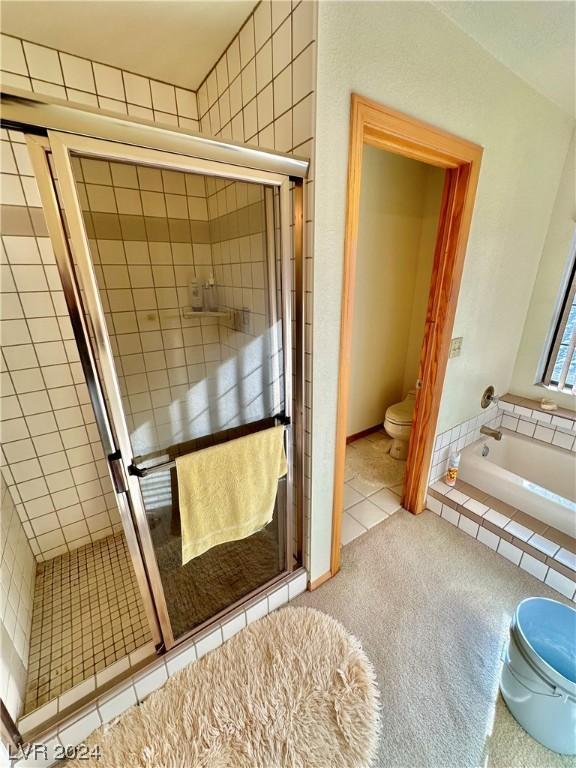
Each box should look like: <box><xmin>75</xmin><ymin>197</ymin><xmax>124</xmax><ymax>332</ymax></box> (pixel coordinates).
<box><xmin>177</xmin><ymin>426</ymin><xmax>287</xmax><ymax>564</ymax></box>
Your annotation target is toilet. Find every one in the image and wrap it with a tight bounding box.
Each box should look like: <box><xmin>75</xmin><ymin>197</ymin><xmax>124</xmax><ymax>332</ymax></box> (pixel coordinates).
<box><xmin>384</xmin><ymin>390</ymin><xmax>416</xmax><ymax>460</ymax></box>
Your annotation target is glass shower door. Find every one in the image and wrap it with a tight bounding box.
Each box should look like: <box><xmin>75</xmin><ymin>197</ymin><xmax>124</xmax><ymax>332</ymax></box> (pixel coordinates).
<box><xmin>44</xmin><ymin>132</ymin><xmax>295</xmax><ymax>647</ymax></box>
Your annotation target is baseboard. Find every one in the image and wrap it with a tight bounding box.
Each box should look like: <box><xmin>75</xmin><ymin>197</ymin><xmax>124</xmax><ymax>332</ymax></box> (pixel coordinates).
<box><xmin>308</xmin><ymin>570</ymin><xmax>333</xmax><ymax>591</ymax></box>
<box><xmin>346</xmin><ymin>424</ymin><xmax>382</xmax><ymax>444</ymax></box>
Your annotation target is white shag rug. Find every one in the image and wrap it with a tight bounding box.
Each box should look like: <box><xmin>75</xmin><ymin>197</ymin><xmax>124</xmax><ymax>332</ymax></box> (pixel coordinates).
<box><xmin>69</xmin><ymin>607</ymin><xmax>380</xmax><ymax>768</ymax></box>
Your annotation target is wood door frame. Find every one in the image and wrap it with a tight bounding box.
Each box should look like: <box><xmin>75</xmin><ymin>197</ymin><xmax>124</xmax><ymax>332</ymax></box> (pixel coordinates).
<box><xmin>330</xmin><ymin>94</ymin><xmax>483</xmax><ymax>576</ymax></box>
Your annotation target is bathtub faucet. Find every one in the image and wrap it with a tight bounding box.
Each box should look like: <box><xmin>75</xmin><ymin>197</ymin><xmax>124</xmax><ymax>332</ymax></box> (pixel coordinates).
<box><xmin>480</xmin><ymin>425</ymin><xmax>502</xmax><ymax>441</ymax></box>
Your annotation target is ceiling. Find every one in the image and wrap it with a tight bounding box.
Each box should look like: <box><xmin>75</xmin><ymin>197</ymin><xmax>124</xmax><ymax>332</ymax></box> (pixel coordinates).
<box><xmin>434</xmin><ymin>1</ymin><xmax>575</xmax><ymax>117</ymax></box>
<box><xmin>1</xmin><ymin>0</ymin><xmax>258</xmax><ymax>91</ymax></box>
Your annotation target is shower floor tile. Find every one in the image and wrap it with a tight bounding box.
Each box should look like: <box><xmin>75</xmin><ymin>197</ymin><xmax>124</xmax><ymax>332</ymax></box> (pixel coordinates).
<box><xmin>23</xmin><ymin>532</ymin><xmax>151</xmax><ymax>715</ymax></box>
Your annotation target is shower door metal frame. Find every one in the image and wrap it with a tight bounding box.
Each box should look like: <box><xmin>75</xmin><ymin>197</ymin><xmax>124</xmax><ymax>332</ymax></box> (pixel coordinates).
<box><xmin>26</xmin><ymin>134</ymin><xmax>164</xmax><ymax>649</ymax></box>
<box><xmin>28</xmin><ymin>128</ymin><xmax>302</xmax><ymax>651</ymax></box>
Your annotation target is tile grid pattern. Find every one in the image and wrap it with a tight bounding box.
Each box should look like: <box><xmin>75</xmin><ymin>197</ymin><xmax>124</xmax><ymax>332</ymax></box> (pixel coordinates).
<box><xmin>0</xmin><ymin>34</ymin><xmax>199</xmax><ymax>130</ymax></box>
<box><xmin>71</xmin><ymin>157</ymin><xmax>228</xmax><ymax>459</ymax></box>
<box><xmin>2</xmin><ymin>8</ymin><xmax>316</xmax><ymax>559</ymax></box>
<box><xmin>431</xmin><ymin>396</ymin><xmax>576</xmax><ymax>487</ymax></box>
<box><xmin>429</xmin><ymin>403</ymin><xmax>503</xmax><ymax>484</ymax></box>
<box><xmin>15</xmin><ymin>568</ymin><xmax>308</xmax><ymax>748</ymax></box>
<box><xmin>427</xmin><ymin>482</ymin><xmax>576</xmax><ymax>601</ymax></box>
<box><xmin>1</xmin><ymin>35</ymin><xmax>202</xmax><ymax>559</ymax></box>
<box><xmin>1</xmin><ymin>130</ymin><xmax>124</xmax><ymax>562</ymax></box>
<box><xmin>208</xmin><ymin>178</ymin><xmax>269</xmax><ymax>344</ymax></box>
<box><xmin>208</xmin><ymin>179</ymin><xmax>285</xmax><ymax>440</ymax></box>
<box><xmin>194</xmin><ymin>0</ymin><xmax>317</xmax><ymax>572</ymax></box>
<box><xmin>341</xmin><ymin>433</ymin><xmax>404</xmax><ymax>546</ymax></box>
<box><xmin>0</xmin><ymin>477</ymin><xmax>36</xmax><ymax>722</ymax></box>
<box><xmin>23</xmin><ymin>532</ymin><xmax>151</xmax><ymax>715</ymax></box>
<box><xmin>499</xmin><ymin>396</ymin><xmax>576</xmax><ymax>451</ymax></box>
<box><xmin>2</xmin><ymin>15</ymin><xmax>316</xmax><ymax>738</ymax></box>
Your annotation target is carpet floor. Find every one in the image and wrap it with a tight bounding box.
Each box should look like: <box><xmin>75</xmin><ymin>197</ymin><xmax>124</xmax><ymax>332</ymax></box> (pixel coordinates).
<box><xmin>296</xmin><ymin>509</ymin><xmax>574</xmax><ymax>768</ymax></box>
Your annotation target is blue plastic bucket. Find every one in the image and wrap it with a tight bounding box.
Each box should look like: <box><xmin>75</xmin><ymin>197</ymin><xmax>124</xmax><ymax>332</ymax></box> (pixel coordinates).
<box><xmin>500</xmin><ymin>597</ymin><xmax>576</xmax><ymax>755</ymax></box>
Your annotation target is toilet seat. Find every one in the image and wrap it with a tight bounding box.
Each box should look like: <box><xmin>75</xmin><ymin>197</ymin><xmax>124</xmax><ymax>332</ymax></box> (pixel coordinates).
<box><xmin>385</xmin><ymin>391</ymin><xmax>416</xmax><ymax>425</ymax></box>
<box><xmin>384</xmin><ymin>392</ymin><xmax>416</xmax><ymax>460</ymax></box>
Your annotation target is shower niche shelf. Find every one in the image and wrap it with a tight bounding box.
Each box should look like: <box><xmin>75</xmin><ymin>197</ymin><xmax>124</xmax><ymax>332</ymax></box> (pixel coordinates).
<box><xmin>181</xmin><ymin>307</ymin><xmax>231</xmax><ymax>320</ymax></box>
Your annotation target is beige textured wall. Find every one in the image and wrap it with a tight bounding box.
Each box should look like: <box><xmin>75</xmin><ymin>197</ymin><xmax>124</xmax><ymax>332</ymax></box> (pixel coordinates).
<box><xmin>346</xmin><ymin>147</ymin><xmax>442</xmax><ymax>436</ymax></box>
<box><xmin>510</xmin><ymin>132</ymin><xmax>576</xmax><ymax>408</ymax></box>
<box><xmin>310</xmin><ymin>1</ymin><xmax>573</xmax><ymax>580</ymax></box>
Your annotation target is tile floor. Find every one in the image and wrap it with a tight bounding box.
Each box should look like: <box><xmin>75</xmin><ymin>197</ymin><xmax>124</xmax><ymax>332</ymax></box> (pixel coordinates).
<box><xmin>24</xmin><ymin>532</ymin><xmax>152</xmax><ymax>714</ymax></box>
<box><xmin>342</xmin><ymin>430</ymin><xmax>404</xmax><ymax>546</ymax></box>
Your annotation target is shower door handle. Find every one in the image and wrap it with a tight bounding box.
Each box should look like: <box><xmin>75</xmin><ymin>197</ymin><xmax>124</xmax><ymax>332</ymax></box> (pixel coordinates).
<box><xmin>108</xmin><ymin>450</ymin><xmax>128</xmax><ymax>494</ymax></box>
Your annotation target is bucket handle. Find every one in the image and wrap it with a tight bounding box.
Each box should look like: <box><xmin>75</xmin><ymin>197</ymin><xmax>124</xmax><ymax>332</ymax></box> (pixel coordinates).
<box><xmin>502</xmin><ymin>646</ymin><xmax>574</xmax><ymax>702</ymax></box>
<box><xmin>506</xmin><ymin>662</ymin><xmax>563</xmax><ymax>699</ymax></box>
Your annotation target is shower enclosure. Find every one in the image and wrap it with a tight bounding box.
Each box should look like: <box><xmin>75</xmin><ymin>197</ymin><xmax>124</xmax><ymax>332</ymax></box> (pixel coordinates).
<box><xmin>2</xmin><ymin>91</ymin><xmax>305</xmax><ymax>731</ymax></box>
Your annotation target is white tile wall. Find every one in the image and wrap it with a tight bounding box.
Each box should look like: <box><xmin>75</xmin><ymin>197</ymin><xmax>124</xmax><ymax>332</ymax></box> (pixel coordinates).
<box><xmin>2</xmin><ymin>22</ymin><xmax>316</xmax><ymax>749</ymax></box>
<box><xmin>0</xmin><ymin>34</ymin><xmax>198</xmax><ymax>130</ymax></box>
<box><xmin>1</xmin><ymin>132</ymin><xmax>123</xmax><ymax>559</ymax></box>
<box><xmin>206</xmin><ymin>176</ymin><xmax>282</xmax><ymax>429</ymax></box>
<box><xmin>0</xmin><ymin>54</ymin><xmax>191</xmax><ymax>554</ymax></box>
<box><xmin>0</xmin><ymin>477</ymin><xmax>36</xmax><ymax>722</ymax></box>
<box><xmin>429</xmin><ymin>403</ymin><xmax>503</xmax><ymax>483</ymax></box>
<box><xmin>498</xmin><ymin>396</ymin><xmax>576</xmax><ymax>451</ymax></box>
<box><xmin>194</xmin><ymin>0</ymin><xmax>317</xmax><ymax>571</ymax></box>
<box><xmin>2</xmin><ymin>4</ymin><xmax>317</xmax><ymax>568</ymax></box>
<box><xmin>70</xmin><ymin>158</ymin><xmax>230</xmax><ymax>459</ymax></box>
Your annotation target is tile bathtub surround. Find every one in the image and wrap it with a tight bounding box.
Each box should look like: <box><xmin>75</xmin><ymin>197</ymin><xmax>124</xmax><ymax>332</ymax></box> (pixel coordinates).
<box><xmin>498</xmin><ymin>394</ymin><xmax>576</xmax><ymax>451</ymax></box>
<box><xmin>18</xmin><ymin>567</ymin><xmax>308</xmax><ymax>747</ymax></box>
<box><xmin>427</xmin><ymin>479</ymin><xmax>576</xmax><ymax>600</ymax></box>
<box><xmin>429</xmin><ymin>403</ymin><xmax>503</xmax><ymax>484</ymax></box>
<box><xmin>0</xmin><ymin>34</ymin><xmax>199</xmax><ymax>131</ymax></box>
<box><xmin>0</xmin><ymin>476</ymin><xmax>36</xmax><ymax>722</ymax></box>
<box><xmin>22</xmin><ymin>532</ymin><xmax>151</xmax><ymax>716</ymax></box>
<box><xmin>500</xmin><ymin>392</ymin><xmax>576</xmax><ymax>427</ymax></box>
<box><xmin>431</xmin><ymin>392</ymin><xmax>576</xmax><ymax>489</ymax></box>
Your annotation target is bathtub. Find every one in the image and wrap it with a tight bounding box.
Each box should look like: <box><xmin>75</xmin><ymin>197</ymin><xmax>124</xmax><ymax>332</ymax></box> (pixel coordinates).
<box><xmin>459</xmin><ymin>429</ymin><xmax>576</xmax><ymax>537</ymax></box>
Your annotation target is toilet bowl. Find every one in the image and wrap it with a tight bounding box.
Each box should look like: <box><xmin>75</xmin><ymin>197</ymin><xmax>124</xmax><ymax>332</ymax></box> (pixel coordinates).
<box><xmin>384</xmin><ymin>390</ymin><xmax>416</xmax><ymax>460</ymax></box>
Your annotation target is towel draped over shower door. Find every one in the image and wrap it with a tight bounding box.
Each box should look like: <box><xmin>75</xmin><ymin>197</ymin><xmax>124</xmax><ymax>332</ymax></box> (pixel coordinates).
<box><xmin>176</xmin><ymin>425</ymin><xmax>287</xmax><ymax>564</ymax></box>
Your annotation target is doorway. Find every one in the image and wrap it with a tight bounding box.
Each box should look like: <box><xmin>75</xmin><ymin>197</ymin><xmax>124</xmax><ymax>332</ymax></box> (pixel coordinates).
<box><xmin>342</xmin><ymin>147</ymin><xmax>444</xmax><ymax>545</ymax></box>
<box><xmin>330</xmin><ymin>94</ymin><xmax>483</xmax><ymax>575</ymax></box>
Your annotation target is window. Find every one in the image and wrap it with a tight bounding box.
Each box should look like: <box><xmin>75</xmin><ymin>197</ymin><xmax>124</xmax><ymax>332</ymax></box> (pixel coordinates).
<box><xmin>541</xmin><ymin>239</ymin><xmax>576</xmax><ymax>392</ymax></box>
